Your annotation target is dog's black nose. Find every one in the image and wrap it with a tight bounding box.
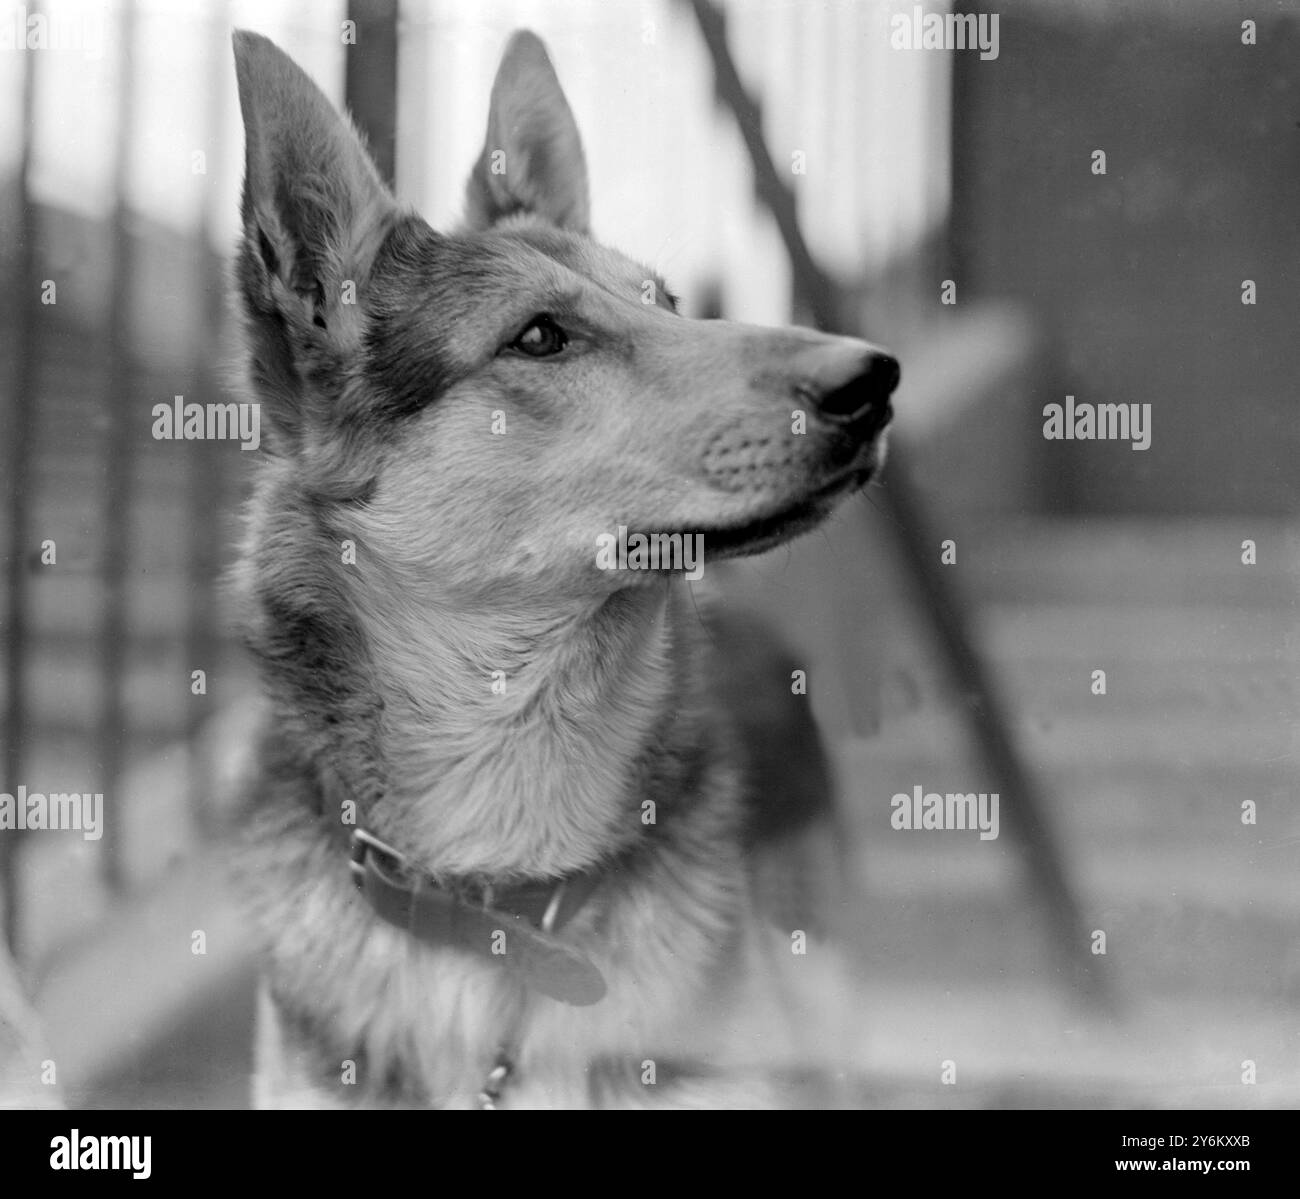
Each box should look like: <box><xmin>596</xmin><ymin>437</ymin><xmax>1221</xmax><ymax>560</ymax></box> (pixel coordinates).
<box><xmin>816</xmin><ymin>351</ymin><xmax>900</xmax><ymax>428</ymax></box>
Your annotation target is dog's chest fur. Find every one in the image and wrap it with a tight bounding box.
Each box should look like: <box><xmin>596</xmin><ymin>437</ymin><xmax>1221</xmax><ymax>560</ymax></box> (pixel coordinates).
<box><xmin>235</xmin><ymin>567</ymin><xmax>797</xmax><ymax>1108</ymax></box>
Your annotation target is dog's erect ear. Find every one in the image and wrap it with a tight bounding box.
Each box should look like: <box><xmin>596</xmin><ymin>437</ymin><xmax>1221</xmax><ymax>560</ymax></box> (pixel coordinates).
<box><xmin>233</xmin><ymin>30</ymin><xmax>397</xmax><ymax>444</ymax></box>
<box><xmin>464</xmin><ymin>31</ymin><xmax>589</xmax><ymax>233</ymax></box>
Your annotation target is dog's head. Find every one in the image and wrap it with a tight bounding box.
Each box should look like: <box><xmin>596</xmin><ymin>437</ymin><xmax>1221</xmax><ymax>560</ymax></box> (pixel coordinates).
<box><xmin>233</xmin><ymin>30</ymin><xmax>898</xmax><ymax>606</ymax></box>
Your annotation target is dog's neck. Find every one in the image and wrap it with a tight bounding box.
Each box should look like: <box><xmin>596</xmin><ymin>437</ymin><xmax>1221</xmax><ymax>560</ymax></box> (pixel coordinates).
<box><xmin>344</xmin><ymin>573</ymin><xmax>698</xmax><ymax>879</ymax></box>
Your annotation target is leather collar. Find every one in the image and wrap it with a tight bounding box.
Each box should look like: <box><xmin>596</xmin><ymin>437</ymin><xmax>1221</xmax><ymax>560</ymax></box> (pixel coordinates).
<box><xmin>347</xmin><ymin>827</ymin><xmax>609</xmax><ymax>1006</ymax></box>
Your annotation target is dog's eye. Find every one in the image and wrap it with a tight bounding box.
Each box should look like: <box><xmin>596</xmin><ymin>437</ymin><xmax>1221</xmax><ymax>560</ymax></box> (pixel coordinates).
<box><xmin>509</xmin><ymin>315</ymin><xmax>568</xmax><ymax>358</ymax></box>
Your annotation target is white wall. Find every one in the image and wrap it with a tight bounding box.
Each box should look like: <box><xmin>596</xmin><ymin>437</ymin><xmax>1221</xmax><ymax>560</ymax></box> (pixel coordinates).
<box><xmin>400</xmin><ymin>0</ymin><xmax>950</xmax><ymax>324</ymax></box>
<box><xmin>1</xmin><ymin>0</ymin><xmax>949</xmax><ymax>322</ymax></box>
<box><xmin>0</xmin><ymin>0</ymin><xmax>345</xmax><ymax>241</ymax></box>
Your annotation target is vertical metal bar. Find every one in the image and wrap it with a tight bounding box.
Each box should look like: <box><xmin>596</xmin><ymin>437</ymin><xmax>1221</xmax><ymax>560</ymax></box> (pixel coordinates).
<box><xmin>0</xmin><ymin>4</ymin><xmax>43</xmax><ymax>954</ymax></box>
<box><xmin>184</xmin><ymin>0</ymin><xmax>232</xmax><ymax>834</ymax></box>
<box><xmin>345</xmin><ymin>0</ymin><xmax>399</xmax><ymax>190</ymax></box>
<box><xmin>96</xmin><ymin>0</ymin><xmax>140</xmax><ymax>891</ymax></box>
<box><xmin>946</xmin><ymin>30</ymin><xmax>976</xmax><ymax>306</ymax></box>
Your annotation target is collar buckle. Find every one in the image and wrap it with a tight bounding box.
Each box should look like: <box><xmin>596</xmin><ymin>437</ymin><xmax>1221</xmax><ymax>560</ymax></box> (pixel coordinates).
<box><xmin>349</xmin><ymin>825</ymin><xmax>408</xmax><ymax>889</ymax></box>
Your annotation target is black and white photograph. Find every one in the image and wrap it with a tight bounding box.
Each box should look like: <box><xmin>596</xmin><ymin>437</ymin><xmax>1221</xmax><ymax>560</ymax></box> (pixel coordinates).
<box><xmin>0</xmin><ymin>0</ymin><xmax>1295</xmax><ymax>1158</ymax></box>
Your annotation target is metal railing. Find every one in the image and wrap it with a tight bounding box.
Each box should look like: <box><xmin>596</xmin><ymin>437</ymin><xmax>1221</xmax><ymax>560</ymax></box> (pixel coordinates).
<box><xmin>0</xmin><ymin>0</ymin><xmax>244</xmax><ymax>956</ymax></box>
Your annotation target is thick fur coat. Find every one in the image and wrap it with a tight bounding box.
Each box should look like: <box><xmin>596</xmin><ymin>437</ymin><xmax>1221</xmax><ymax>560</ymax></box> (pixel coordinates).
<box><xmin>229</xmin><ymin>28</ymin><xmax>897</xmax><ymax>1109</ymax></box>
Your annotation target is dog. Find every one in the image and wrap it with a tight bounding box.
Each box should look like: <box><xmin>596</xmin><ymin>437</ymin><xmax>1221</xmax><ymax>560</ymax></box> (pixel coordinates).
<box><xmin>229</xmin><ymin>26</ymin><xmax>899</xmax><ymax>1109</ymax></box>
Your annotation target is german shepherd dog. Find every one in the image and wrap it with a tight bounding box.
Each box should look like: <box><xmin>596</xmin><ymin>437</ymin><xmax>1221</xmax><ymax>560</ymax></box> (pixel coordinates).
<box><xmin>230</xmin><ymin>28</ymin><xmax>899</xmax><ymax>1109</ymax></box>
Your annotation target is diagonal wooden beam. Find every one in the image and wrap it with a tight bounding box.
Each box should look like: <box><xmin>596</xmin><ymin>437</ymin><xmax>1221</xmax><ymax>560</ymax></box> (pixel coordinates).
<box><xmin>682</xmin><ymin>0</ymin><xmax>1105</xmax><ymax>1003</ymax></box>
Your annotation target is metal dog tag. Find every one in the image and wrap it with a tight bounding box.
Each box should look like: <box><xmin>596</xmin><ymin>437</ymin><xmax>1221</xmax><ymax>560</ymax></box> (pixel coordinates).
<box><xmin>498</xmin><ymin>917</ymin><xmax>607</xmax><ymax>1006</ymax></box>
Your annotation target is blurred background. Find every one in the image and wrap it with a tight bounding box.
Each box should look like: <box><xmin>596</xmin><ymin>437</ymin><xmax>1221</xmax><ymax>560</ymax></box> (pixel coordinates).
<box><xmin>0</xmin><ymin>0</ymin><xmax>1296</xmax><ymax>1108</ymax></box>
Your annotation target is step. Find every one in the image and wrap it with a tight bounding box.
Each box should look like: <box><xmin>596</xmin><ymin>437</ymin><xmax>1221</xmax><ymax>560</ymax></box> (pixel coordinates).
<box><xmin>845</xmin><ymin>844</ymin><xmax>1300</xmax><ymax>1001</ymax></box>
<box><xmin>953</xmin><ymin>517</ymin><xmax>1299</xmax><ymax>607</ymax></box>
<box><xmin>847</xmin><ymin>753</ymin><xmax>1295</xmax><ymax>850</ymax></box>
<box><xmin>862</xmin><ymin>703</ymin><xmax>1293</xmax><ymax>772</ymax></box>
<box><xmin>870</xmin><ymin>654</ymin><xmax>1300</xmax><ymax>721</ymax></box>
<box><xmin>855</xmin><ymin>982</ymin><xmax>1300</xmax><ymax>1108</ymax></box>
<box><xmin>975</xmin><ymin>603</ymin><xmax>1297</xmax><ymax>666</ymax></box>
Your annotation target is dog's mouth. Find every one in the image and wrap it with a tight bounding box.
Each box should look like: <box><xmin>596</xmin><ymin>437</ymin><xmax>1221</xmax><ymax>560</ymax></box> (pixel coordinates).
<box><xmin>684</xmin><ymin>466</ymin><xmax>874</xmax><ymax>560</ymax></box>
